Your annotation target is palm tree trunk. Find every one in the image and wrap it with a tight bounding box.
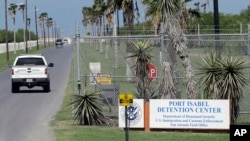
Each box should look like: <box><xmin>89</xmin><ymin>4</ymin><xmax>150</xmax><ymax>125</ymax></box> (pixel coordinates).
<box><xmin>47</xmin><ymin>26</ymin><xmax>50</xmax><ymax>45</ymax></box>
<box><xmin>51</xmin><ymin>24</ymin><xmax>54</xmax><ymax>43</ymax></box>
<box><xmin>158</xmin><ymin>61</ymin><xmax>176</xmax><ymax>99</ymax></box>
<box><xmin>43</xmin><ymin>21</ymin><xmax>46</xmax><ymax>47</ymax></box>
<box><xmin>166</xmin><ymin>37</ymin><xmax>180</xmax><ymax>98</ymax></box>
<box><xmin>125</xmin><ymin>0</ymin><xmax>136</xmax><ymax>82</ymax></box>
<box><xmin>164</xmin><ymin>15</ymin><xmax>198</xmax><ymax>99</ymax></box>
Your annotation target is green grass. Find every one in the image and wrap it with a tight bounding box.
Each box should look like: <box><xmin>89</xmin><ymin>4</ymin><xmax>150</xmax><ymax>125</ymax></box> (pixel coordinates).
<box><xmin>52</xmin><ymin>76</ymin><xmax>229</xmax><ymax>141</ymax></box>
<box><xmin>54</xmin><ymin>126</ymin><xmax>229</xmax><ymax>141</ymax></box>
<box><xmin>51</xmin><ymin>42</ymin><xmax>232</xmax><ymax>141</ymax></box>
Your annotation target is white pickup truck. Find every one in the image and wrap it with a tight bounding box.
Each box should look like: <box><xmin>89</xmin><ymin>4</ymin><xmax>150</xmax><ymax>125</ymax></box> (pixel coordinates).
<box><xmin>11</xmin><ymin>54</ymin><xmax>54</xmax><ymax>93</ymax></box>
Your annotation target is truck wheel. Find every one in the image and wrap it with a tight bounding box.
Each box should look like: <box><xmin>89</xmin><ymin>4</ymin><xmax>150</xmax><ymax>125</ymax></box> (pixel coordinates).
<box><xmin>43</xmin><ymin>82</ymin><xmax>50</xmax><ymax>92</ymax></box>
<box><xmin>12</xmin><ymin>83</ymin><xmax>19</xmax><ymax>93</ymax></box>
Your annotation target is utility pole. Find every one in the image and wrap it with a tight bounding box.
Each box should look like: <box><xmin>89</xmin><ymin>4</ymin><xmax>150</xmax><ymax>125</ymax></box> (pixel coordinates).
<box><xmin>35</xmin><ymin>6</ymin><xmax>39</xmax><ymax>50</ymax></box>
<box><xmin>25</xmin><ymin>0</ymin><xmax>28</xmax><ymax>53</ymax></box>
<box><xmin>5</xmin><ymin>0</ymin><xmax>9</xmax><ymax>62</ymax></box>
<box><xmin>213</xmin><ymin>0</ymin><xmax>221</xmax><ymax>58</ymax></box>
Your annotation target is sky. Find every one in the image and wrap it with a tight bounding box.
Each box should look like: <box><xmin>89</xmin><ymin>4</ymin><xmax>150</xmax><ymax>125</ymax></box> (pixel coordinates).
<box><xmin>0</xmin><ymin>0</ymin><xmax>250</xmax><ymax>37</ymax></box>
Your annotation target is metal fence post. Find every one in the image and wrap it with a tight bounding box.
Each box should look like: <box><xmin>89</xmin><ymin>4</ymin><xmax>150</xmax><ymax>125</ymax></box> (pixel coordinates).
<box><xmin>76</xmin><ymin>22</ymin><xmax>81</xmax><ymax>94</ymax></box>
<box><xmin>198</xmin><ymin>24</ymin><xmax>201</xmax><ymax>48</ymax></box>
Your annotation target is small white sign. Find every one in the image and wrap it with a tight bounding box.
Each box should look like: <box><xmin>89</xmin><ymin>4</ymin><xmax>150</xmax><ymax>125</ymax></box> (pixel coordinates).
<box><xmin>150</xmin><ymin>99</ymin><xmax>230</xmax><ymax>129</ymax></box>
<box><xmin>89</xmin><ymin>62</ymin><xmax>101</xmax><ymax>85</ymax></box>
<box><xmin>119</xmin><ymin>99</ymin><xmax>144</xmax><ymax>128</ymax></box>
<box><xmin>89</xmin><ymin>62</ymin><xmax>101</xmax><ymax>73</ymax></box>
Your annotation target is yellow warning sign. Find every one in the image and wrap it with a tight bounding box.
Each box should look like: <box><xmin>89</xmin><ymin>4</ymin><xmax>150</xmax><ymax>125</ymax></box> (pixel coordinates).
<box><xmin>96</xmin><ymin>77</ymin><xmax>112</xmax><ymax>84</ymax></box>
<box><xmin>96</xmin><ymin>73</ymin><xmax>112</xmax><ymax>84</ymax></box>
<box><xmin>119</xmin><ymin>93</ymin><xmax>133</xmax><ymax>106</ymax></box>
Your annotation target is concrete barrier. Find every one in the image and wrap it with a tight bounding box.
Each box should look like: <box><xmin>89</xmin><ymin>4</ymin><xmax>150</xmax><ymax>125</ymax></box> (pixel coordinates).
<box><xmin>0</xmin><ymin>40</ymin><xmax>44</xmax><ymax>54</ymax></box>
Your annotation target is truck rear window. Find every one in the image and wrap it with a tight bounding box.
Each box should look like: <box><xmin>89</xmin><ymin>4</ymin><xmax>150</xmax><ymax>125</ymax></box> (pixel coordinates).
<box><xmin>15</xmin><ymin>58</ymin><xmax>45</xmax><ymax>66</ymax></box>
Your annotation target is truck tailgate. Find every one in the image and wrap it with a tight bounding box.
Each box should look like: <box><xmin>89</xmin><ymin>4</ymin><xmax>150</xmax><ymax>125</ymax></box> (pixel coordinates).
<box><xmin>12</xmin><ymin>66</ymin><xmax>48</xmax><ymax>79</ymax></box>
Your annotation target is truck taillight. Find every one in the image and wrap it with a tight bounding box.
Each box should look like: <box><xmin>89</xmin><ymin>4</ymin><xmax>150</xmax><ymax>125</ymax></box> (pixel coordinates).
<box><xmin>45</xmin><ymin>68</ymin><xmax>48</xmax><ymax>74</ymax></box>
<box><xmin>11</xmin><ymin>69</ymin><xmax>14</xmax><ymax>75</ymax></box>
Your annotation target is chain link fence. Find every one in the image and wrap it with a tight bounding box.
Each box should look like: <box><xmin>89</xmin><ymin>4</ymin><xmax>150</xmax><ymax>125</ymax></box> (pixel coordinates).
<box><xmin>72</xmin><ymin>25</ymin><xmax>250</xmax><ymax>123</ymax></box>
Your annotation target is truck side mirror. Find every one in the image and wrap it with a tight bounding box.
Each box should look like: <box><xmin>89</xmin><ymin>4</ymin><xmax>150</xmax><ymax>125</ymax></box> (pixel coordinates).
<box><xmin>48</xmin><ymin>63</ymin><xmax>54</xmax><ymax>67</ymax></box>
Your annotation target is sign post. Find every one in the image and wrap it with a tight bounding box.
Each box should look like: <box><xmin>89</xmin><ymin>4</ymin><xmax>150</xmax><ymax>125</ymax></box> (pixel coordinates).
<box><xmin>119</xmin><ymin>93</ymin><xmax>133</xmax><ymax>141</ymax></box>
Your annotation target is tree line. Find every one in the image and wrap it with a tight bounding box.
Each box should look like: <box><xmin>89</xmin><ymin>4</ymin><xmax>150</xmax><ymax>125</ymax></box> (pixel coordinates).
<box><xmin>121</xmin><ymin>7</ymin><xmax>250</xmax><ymax>35</ymax></box>
<box><xmin>0</xmin><ymin>29</ymin><xmax>37</xmax><ymax>43</ymax></box>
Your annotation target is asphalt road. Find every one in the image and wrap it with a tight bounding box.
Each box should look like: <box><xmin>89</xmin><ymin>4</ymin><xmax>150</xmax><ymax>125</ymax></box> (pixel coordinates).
<box><xmin>0</xmin><ymin>46</ymin><xmax>73</xmax><ymax>141</ymax></box>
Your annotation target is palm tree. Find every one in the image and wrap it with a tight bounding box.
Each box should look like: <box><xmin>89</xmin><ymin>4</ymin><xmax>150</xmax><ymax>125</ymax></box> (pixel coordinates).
<box><xmin>39</xmin><ymin>12</ymin><xmax>48</xmax><ymax>47</ymax></box>
<box><xmin>82</xmin><ymin>7</ymin><xmax>90</xmax><ymax>36</ymax></box>
<box><xmin>122</xmin><ymin>0</ymin><xmax>140</xmax><ymax>82</ymax></box>
<box><xmin>71</xmin><ymin>91</ymin><xmax>112</xmax><ymax>126</ymax></box>
<box><xmin>105</xmin><ymin>0</ymin><xmax>123</xmax><ymax>68</ymax></box>
<box><xmin>142</xmin><ymin>0</ymin><xmax>161</xmax><ymax>35</ymax></box>
<box><xmin>94</xmin><ymin>0</ymin><xmax>107</xmax><ymax>53</ymax></box>
<box><xmin>180</xmin><ymin>0</ymin><xmax>201</xmax><ymax>34</ymax></box>
<box><xmin>197</xmin><ymin>52</ymin><xmax>249</xmax><ymax>124</ymax></box>
<box><xmin>110</xmin><ymin>0</ymin><xmax>123</xmax><ymax>33</ymax></box>
<box><xmin>122</xmin><ymin>0</ymin><xmax>136</xmax><ymax>82</ymax></box>
<box><xmin>90</xmin><ymin>5</ymin><xmax>101</xmax><ymax>50</ymax></box>
<box><xmin>8</xmin><ymin>3</ymin><xmax>17</xmax><ymax>54</ymax></box>
<box><xmin>148</xmin><ymin>0</ymin><xmax>198</xmax><ymax>99</ymax></box>
<box><xmin>46</xmin><ymin>17</ymin><xmax>53</xmax><ymax>45</ymax></box>
<box><xmin>84</xmin><ymin>6</ymin><xmax>95</xmax><ymax>36</ymax></box>
<box><xmin>100</xmin><ymin>0</ymin><xmax>140</xmax><ymax>81</ymax></box>
<box><xmin>142</xmin><ymin>0</ymin><xmax>172</xmax><ymax>98</ymax></box>
<box><xmin>131</xmin><ymin>40</ymin><xmax>157</xmax><ymax>132</ymax></box>
<box><xmin>38</xmin><ymin>15</ymin><xmax>43</xmax><ymax>45</ymax></box>
<box><xmin>131</xmin><ymin>40</ymin><xmax>154</xmax><ymax>101</ymax></box>
<box><xmin>82</xmin><ymin>6</ymin><xmax>93</xmax><ymax>46</ymax></box>
<box><xmin>18</xmin><ymin>3</ymin><xmax>26</xmax><ymax>49</ymax></box>
<box><xmin>83</xmin><ymin>5</ymin><xmax>99</xmax><ymax>45</ymax></box>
